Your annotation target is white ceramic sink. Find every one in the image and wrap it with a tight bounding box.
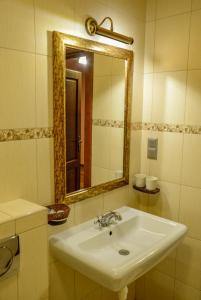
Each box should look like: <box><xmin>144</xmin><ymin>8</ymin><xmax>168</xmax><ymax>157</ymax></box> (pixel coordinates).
<box><xmin>49</xmin><ymin>206</ymin><xmax>187</xmax><ymax>292</ymax></box>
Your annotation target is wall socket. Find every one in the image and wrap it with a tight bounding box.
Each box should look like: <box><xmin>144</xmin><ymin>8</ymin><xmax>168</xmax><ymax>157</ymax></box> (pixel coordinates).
<box><xmin>147</xmin><ymin>137</ymin><xmax>158</xmax><ymax>160</ymax></box>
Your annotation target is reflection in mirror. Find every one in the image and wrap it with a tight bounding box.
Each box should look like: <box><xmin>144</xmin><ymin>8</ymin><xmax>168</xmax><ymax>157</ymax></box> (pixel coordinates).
<box><xmin>65</xmin><ymin>48</ymin><xmax>125</xmax><ymax>194</ymax></box>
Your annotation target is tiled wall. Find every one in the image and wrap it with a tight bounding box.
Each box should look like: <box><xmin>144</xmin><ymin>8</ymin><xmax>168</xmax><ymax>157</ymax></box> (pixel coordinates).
<box><xmin>134</xmin><ymin>1</ymin><xmax>201</xmax><ymax>299</ymax></box>
<box><xmin>0</xmin><ymin>0</ymin><xmax>146</xmax><ymax>206</ymax></box>
<box><xmin>0</xmin><ymin>200</ymin><xmax>48</xmax><ymax>300</ymax></box>
<box><xmin>0</xmin><ymin>0</ymin><xmax>146</xmax><ymax>299</ymax></box>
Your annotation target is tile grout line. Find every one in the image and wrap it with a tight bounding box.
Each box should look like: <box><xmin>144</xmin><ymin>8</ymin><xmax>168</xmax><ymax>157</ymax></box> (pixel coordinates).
<box><xmin>149</xmin><ymin>7</ymin><xmax>201</xmax><ymax>23</ymax></box>
<box><xmin>144</xmin><ymin>67</ymin><xmax>201</xmax><ymax>74</ymax></box>
<box><xmin>175</xmin><ymin>10</ymin><xmax>193</xmax><ymax>274</ymax></box>
<box><xmin>32</xmin><ymin>0</ymin><xmax>40</xmax><ymax>205</ymax></box>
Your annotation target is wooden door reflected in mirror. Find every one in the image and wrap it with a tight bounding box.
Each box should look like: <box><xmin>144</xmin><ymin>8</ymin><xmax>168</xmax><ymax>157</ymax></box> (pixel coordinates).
<box><xmin>65</xmin><ymin>50</ymin><xmax>94</xmax><ymax>193</ymax></box>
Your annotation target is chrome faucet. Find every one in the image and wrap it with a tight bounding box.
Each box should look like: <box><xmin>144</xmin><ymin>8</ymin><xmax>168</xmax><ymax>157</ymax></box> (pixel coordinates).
<box><xmin>94</xmin><ymin>211</ymin><xmax>122</xmax><ymax>228</ymax></box>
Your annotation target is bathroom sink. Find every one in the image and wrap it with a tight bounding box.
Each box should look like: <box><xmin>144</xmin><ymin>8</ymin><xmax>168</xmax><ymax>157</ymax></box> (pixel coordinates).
<box><xmin>49</xmin><ymin>206</ymin><xmax>187</xmax><ymax>292</ymax></box>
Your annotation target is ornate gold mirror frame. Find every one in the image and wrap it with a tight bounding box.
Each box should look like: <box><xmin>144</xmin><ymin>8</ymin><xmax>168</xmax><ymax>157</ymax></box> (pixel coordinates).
<box><xmin>53</xmin><ymin>31</ymin><xmax>133</xmax><ymax>204</ymax></box>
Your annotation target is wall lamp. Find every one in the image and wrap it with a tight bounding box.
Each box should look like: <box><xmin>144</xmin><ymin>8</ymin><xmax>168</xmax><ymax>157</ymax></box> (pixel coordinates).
<box><xmin>85</xmin><ymin>17</ymin><xmax>134</xmax><ymax>45</ymax></box>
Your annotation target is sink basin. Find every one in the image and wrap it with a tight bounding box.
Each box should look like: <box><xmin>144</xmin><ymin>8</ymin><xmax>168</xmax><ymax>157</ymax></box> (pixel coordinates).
<box><xmin>49</xmin><ymin>206</ymin><xmax>187</xmax><ymax>292</ymax></box>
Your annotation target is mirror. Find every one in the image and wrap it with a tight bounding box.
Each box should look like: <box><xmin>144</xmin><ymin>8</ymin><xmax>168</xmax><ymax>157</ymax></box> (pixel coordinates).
<box><xmin>53</xmin><ymin>32</ymin><xmax>133</xmax><ymax>204</ymax></box>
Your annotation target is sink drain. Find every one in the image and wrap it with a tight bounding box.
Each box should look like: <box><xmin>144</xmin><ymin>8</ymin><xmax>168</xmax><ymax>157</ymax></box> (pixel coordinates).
<box><xmin>118</xmin><ymin>249</ymin><xmax>130</xmax><ymax>256</ymax></box>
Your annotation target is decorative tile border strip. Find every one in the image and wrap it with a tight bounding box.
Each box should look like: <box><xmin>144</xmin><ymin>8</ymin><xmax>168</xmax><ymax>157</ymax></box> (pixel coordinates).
<box><xmin>1</xmin><ymin>122</ymin><xmax>201</xmax><ymax>143</ymax></box>
<box><xmin>131</xmin><ymin>122</ymin><xmax>142</xmax><ymax>131</ymax></box>
<box><xmin>132</xmin><ymin>122</ymin><xmax>201</xmax><ymax>134</ymax></box>
<box><xmin>93</xmin><ymin>119</ymin><xmax>124</xmax><ymax>128</ymax></box>
<box><xmin>0</xmin><ymin>127</ymin><xmax>53</xmax><ymax>142</ymax></box>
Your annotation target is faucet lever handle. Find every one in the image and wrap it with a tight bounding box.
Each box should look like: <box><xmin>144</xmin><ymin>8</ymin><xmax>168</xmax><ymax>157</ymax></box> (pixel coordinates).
<box><xmin>94</xmin><ymin>216</ymin><xmax>104</xmax><ymax>229</ymax></box>
<box><xmin>94</xmin><ymin>216</ymin><xmax>100</xmax><ymax>224</ymax></box>
<box><xmin>94</xmin><ymin>216</ymin><xmax>102</xmax><ymax>227</ymax></box>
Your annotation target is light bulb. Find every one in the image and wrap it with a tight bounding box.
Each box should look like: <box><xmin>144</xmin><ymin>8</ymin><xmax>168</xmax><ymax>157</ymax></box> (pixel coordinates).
<box><xmin>78</xmin><ymin>56</ymin><xmax>87</xmax><ymax>65</ymax></box>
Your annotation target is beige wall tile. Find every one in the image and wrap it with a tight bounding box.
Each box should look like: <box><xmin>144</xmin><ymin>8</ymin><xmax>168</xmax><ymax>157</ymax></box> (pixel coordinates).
<box><xmin>0</xmin><ymin>49</ymin><xmax>35</xmax><ymax>129</ymax></box>
<box><xmin>92</xmin><ymin>126</ymin><xmax>110</xmax><ymax>169</ymax></box>
<box><xmin>0</xmin><ymin>220</ymin><xmax>15</xmax><ymax>239</ymax></box>
<box><xmin>93</xmin><ymin>56</ymin><xmax>125</xmax><ymax>121</ymax></box>
<box><xmin>141</xmin><ymin>3</ymin><xmax>201</xmax><ymax>300</ymax></box>
<box><xmin>75</xmin><ymin>272</ymin><xmax>100</xmax><ymax>300</ymax></box>
<box><xmin>110</xmin><ymin>75</ymin><xmax>125</xmax><ymax>121</ymax></box>
<box><xmin>112</xmin><ymin>58</ymin><xmax>125</xmax><ymax>76</ymax></box>
<box><xmin>109</xmin><ymin>0</ymin><xmax>146</xmax><ymax>22</ymax></box>
<box><xmin>0</xmin><ymin>0</ymin><xmax>35</xmax><ymax>52</ymax></box>
<box><xmin>36</xmin><ymin>55</ymin><xmax>53</xmax><ymax>128</ymax></box>
<box><xmin>102</xmin><ymin>288</ymin><xmax>118</xmax><ymax>300</ymax></box>
<box><xmin>82</xmin><ymin>288</ymin><xmax>102</xmax><ymax>300</ymax></box>
<box><xmin>35</xmin><ymin>0</ymin><xmax>75</xmax><ymax>55</ymax></box>
<box><xmin>142</xmin><ymin>74</ymin><xmax>153</xmax><ymax>122</ymax></box>
<box><xmin>149</xmin><ymin>132</ymin><xmax>183</xmax><ymax>184</ymax></box>
<box><xmin>74</xmin><ymin>195</ymin><xmax>103</xmax><ymax>224</ymax></box>
<box><xmin>36</xmin><ymin>138</ymin><xmax>54</xmax><ymax>205</ymax></box>
<box><xmin>0</xmin><ymin>0</ymin><xmax>147</xmax><ymax>299</ymax></box>
<box><xmin>176</xmin><ymin>237</ymin><xmax>201</xmax><ymax>290</ymax></box>
<box><xmin>154</xmin><ymin>14</ymin><xmax>190</xmax><ymax>72</ymax></box>
<box><xmin>146</xmin><ymin>0</ymin><xmax>156</xmax><ymax>21</ymax></box>
<box><xmin>129</xmin><ymin>0</ymin><xmax>146</xmax><ymax>21</ymax></box>
<box><xmin>91</xmin><ymin>166</ymin><xmax>110</xmax><ymax>186</ymax></box>
<box><xmin>93</xmin><ymin>76</ymin><xmax>112</xmax><ymax>120</ymax></box>
<box><xmin>156</xmin><ymin>0</ymin><xmax>191</xmax><ymax>19</ymax></box>
<box><xmin>148</xmin><ymin>181</ymin><xmax>180</xmax><ymax>221</ymax></box>
<box><xmin>192</xmin><ymin>0</ymin><xmax>201</xmax><ymax>10</ymax></box>
<box><xmin>129</xmin><ymin>188</ymin><xmax>149</xmax><ymax>212</ymax></box>
<box><xmin>144</xmin><ymin>22</ymin><xmax>155</xmax><ymax>73</ymax></box>
<box><xmin>50</xmin><ymin>261</ymin><xmax>75</xmax><ymax>300</ymax></box>
<box><xmin>144</xmin><ymin>270</ymin><xmax>174</xmax><ymax>300</ymax></box>
<box><xmin>188</xmin><ymin>10</ymin><xmax>201</xmax><ymax>69</ymax></box>
<box><xmin>0</xmin><ymin>211</ymin><xmax>12</xmax><ymax>224</ymax></box>
<box><xmin>94</xmin><ymin>54</ymin><xmax>113</xmax><ymax>77</ymax></box>
<box><xmin>0</xmin><ymin>213</ymin><xmax>14</xmax><ymax>240</ymax></box>
<box><xmin>182</xmin><ymin>134</ymin><xmax>201</xmax><ymax>188</ymax></box>
<box><xmin>0</xmin><ymin>199</ymin><xmax>45</xmax><ymax>219</ymax></box>
<box><xmin>185</xmin><ymin>70</ymin><xmax>201</xmax><ymax>126</ymax></box>
<box><xmin>152</xmin><ymin>71</ymin><xmax>187</xmax><ymax>124</ymax></box>
<box><xmin>0</xmin><ymin>197</ymin><xmax>48</xmax><ymax>233</ymax></box>
<box><xmin>180</xmin><ymin>186</ymin><xmax>201</xmax><ymax>240</ymax></box>
<box><xmin>0</xmin><ymin>141</ymin><xmax>37</xmax><ymax>203</ymax></box>
<box><xmin>109</xmin><ymin>170</ymin><xmax>121</xmax><ymax>182</ymax></box>
<box><xmin>103</xmin><ymin>186</ymin><xmax>130</xmax><ymax>212</ymax></box>
<box><xmin>109</xmin><ymin>127</ymin><xmax>124</xmax><ymax>171</ymax></box>
<box><xmin>131</xmin><ymin>73</ymin><xmax>144</xmax><ymax>122</ymax></box>
<box><xmin>140</xmin><ymin>131</ymin><xmax>150</xmax><ymax>175</ymax></box>
<box><xmin>0</xmin><ymin>275</ymin><xmax>18</xmax><ymax>300</ymax></box>
<box><xmin>129</xmin><ymin>130</ymin><xmax>142</xmax><ymax>177</ymax></box>
<box><xmin>127</xmin><ymin>281</ymin><xmax>136</xmax><ymax>300</ymax></box>
<box><xmin>135</xmin><ymin>276</ymin><xmax>146</xmax><ymax>300</ymax></box>
<box><xmin>18</xmin><ymin>225</ymin><xmax>49</xmax><ymax>300</ymax></box>
<box><xmin>155</xmin><ymin>250</ymin><xmax>176</xmax><ymax>278</ymax></box>
<box><xmin>174</xmin><ymin>280</ymin><xmax>201</xmax><ymax>300</ymax></box>
<box><xmin>132</xmin><ymin>19</ymin><xmax>146</xmax><ymax>74</ymax></box>
<box><xmin>15</xmin><ymin>211</ymin><xmax>47</xmax><ymax>234</ymax></box>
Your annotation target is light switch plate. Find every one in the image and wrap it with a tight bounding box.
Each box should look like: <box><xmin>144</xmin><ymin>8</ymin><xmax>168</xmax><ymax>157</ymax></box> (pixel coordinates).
<box><xmin>147</xmin><ymin>137</ymin><xmax>158</xmax><ymax>160</ymax></box>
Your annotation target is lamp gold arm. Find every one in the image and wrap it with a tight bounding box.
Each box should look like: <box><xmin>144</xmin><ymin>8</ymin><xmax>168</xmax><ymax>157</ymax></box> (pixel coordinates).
<box><xmin>85</xmin><ymin>17</ymin><xmax>134</xmax><ymax>45</ymax></box>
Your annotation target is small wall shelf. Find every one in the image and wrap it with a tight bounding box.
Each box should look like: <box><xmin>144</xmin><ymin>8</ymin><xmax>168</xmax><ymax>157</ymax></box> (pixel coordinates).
<box><xmin>133</xmin><ymin>185</ymin><xmax>160</xmax><ymax>195</ymax></box>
